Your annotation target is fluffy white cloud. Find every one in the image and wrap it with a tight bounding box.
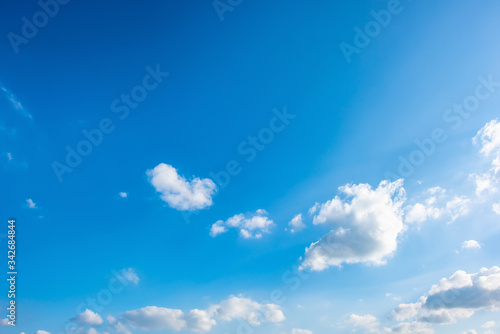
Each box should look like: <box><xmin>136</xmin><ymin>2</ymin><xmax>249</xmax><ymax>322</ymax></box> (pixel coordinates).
<box><xmin>291</xmin><ymin>329</ymin><xmax>313</xmax><ymax>334</ymax></box>
<box><xmin>301</xmin><ymin>180</ymin><xmax>407</xmax><ymax>270</ymax></box>
<box><xmin>210</xmin><ymin>210</ymin><xmax>274</xmax><ymax>239</ymax></box>
<box><xmin>392</xmin><ymin>267</ymin><xmax>500</xmax><ymax>325</ymax></box>
<box><xmin>347</xmin><ymin>314</ymin><xmax>380</xmax><ymax>330</ymax></box>
<box><xmin>72</xmin><ymin>309</ymin><xmax>104</xmax><ymax>326</ymax></box>
<box><xmin>147</xmin><ymin>163</ymin><xmax>216</xmax><ymax>211</ymax></box>
<box><xmin>35</xmin><ymin>331</ymin><xmax>51</xmax><ymax>334</ymax></box>
<box><xmin>116</xmin><ymin>268</ymin><xmax>139</xmax><ymax>285</ymax></box>
<box><xmin>288</xmin><ymin>214</ymin><xmax>306</xmax><ymax>233</ymax></box>
<box><xmin>119</xmin><ymin>192</ymin><xmax>128</xmax><ymax>198</ymax></box>
<box><xmin>120</xmin><ymin>295</ymin><xmax>284</xmax><ymax>332</ymax></box>
<box><xmin>461</xmin><ymin>240</ymin><xmax>481</xmax><ymax>250</ymax></box>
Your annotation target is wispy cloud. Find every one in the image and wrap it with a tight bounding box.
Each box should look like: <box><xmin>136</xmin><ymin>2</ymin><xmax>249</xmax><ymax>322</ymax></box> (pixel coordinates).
<box><xmin>1</xmin><ymin>83</ymin><xmax>32</xmax><ymax>119</ymax></box>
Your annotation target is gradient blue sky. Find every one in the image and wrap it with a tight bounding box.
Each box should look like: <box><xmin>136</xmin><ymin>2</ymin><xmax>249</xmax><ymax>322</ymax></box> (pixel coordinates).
<box><xmin>1</xmin><ymin>1</ymin><xmax>500</xmax><ymax>334</ymax></box>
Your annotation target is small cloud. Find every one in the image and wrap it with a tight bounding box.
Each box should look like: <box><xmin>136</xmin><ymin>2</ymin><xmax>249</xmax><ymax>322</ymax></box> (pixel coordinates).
<box><xmin>288</xmin><ymin>213</ymin><xmax>306</xmax><ymax>233</ymax></box>
<box><xmin>0</xmin><ymin>84</ymin><xmax>32</xmax><ymax>119</ymax></box>
<box><xmin>35</xmin><ymin>331</ymin><xmax>51</xmax><ymax>334</ymax></box>
<box><xmin>26</xmin><ymin>198</ymin><xmax>36</xmax><ymax>209</ymax></box>
<box><xmin>116</xmin><ymin>268</ymin><xmax>139</xmax><ymax>285</ymax></box>
<box><xmin>493</xmin><ymin>202</ymin><xmax>500</xmax><ymax>215</ymax></box>
<box><xmin>5</xmin><ymin>152</ymin><xmax>12</xmax><ymax>161</ymax></box>
<box><xmin>461</xmin><ymin>240</ymin><xmax>481</xmax><ymax>250</ymax></box>
<box><xmin>147</xmin><ymin>163</ymin><xmax>216</xmax><ymax>211</ymax></box>
<box><xmin>119</xmin><ymin>192</ymin><xmax>128</xmax><ymax>198</ymax></box>
<box><xmin>210</xmin><ymin>210</ymin><xmax>274</xmax><ymax>239</ymax></box>
<box><xmin>482</xmin><ymin>321</ymin><xmax>496</xmax><ymax>329</ymax></box>
<box><xmin>0</xmin><ymin>318</ymin><xmax>9</xmax><ymax>326</ymax></box>
<box><xmin>71</xmin><ymin>309</ymin><xmax>104</xmax><ymax>326</ymax></box>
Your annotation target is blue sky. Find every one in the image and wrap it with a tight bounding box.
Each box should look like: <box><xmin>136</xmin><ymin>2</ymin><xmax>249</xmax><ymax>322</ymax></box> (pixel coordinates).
<box><xmin>1</xmin><ymin>1</ymin><xmax>500</xmax><ymax>334</ymax></box>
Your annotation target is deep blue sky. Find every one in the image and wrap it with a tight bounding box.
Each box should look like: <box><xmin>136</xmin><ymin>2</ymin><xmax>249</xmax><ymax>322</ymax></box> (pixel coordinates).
<box><xmin>1</xmin><ymin>1</ymin><xmax>500</xmax><ymax>334</ymax></box>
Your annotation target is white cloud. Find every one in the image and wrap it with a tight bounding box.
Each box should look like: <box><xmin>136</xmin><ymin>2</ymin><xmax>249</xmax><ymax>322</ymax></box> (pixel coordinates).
<box><xmin>83</xmin><ymin>329</ymin><xmax>99</xmax><ymax>334</ymax></box>
<box><xmin>119</xmin><ymin>192</ymin><xmax>128</xmax><ymax>198</ymax></box>
<box><xmin>0</xmin><ymin>84</ymin><xmax>32</xmax><ymax>119</ymax></box>
<box><xmin>383</xmin><ymin>322</ymin><xmax>434</xmax><ymax>334</ymax></box>
<box><xmin>210</xmin><ymin>210</ymin><xmax>274</xmax><ymax>239</ymax></box>
<box><xmin>120</xmin><ymin>295</ymin><xmax>284</xmax><ymax>332</ymax></box>
<box><xmin>462</xmin><ymin>331</ymin><xmax>477</xmax><ymax>334</ymax></box>
<box><xmin>26</xmin><ymin>198</ymin><xmax>36</xmax><ymax>209</ymax></box>
<box><xmin>71</xmin><ymin>309</ymin><xmax>104</xmax><ymax>326</ymax></box>
<box><xmin>474</xmin><ymin>119</ymin><xmax>500</xmax><ymax>156</ymax></box>
<box><xmin>404</xmin><ymin>187</ymin><xmax>470</xmax><ymax>224</ymax></box>
<box><xmin>445</xmin><ymin>196</ymin><xmax>471</xmax><ymax>222</ymax></box>
<box><xmin>471</xmin><ymin>172</ymin><xmax>498</xmax><ymax>196</ymax></box>
<box><xmin>291</xmin><ymin>329</ymin><xmax>313</xmax><ymax>334</ymax></box>
<box><xmin>391</xmin><ymin>267</ymin><xmax>500</xmax><ymax>325</ymax></box>
<box><xmin>461</xmin><ymin>240</ymin><xmax>481</xmax><ymax>250</ymax></box>
<box><xmin>116</xmin><ymin>268</ymin><xmax>139</xmax><ymax>285</ymax></box>
<box><xmin>347</xmin><ymin>314</ymin><xmax>380</xmax><ymax>330</ymax></box>
<box><xmin>0</xmin><ymin>318</ymin><xmax>8</xmax><ymax>326</ymax></box>
<box><xmin>483</xmin><ymin>321</ymin><xmax>496</xmax><ymax>329</ymax></box>
<box><xmin>208</xmin><ymin>295</ymin><xmax>285</xmax><ymax>325</ymax></box>
<box><xmin>147</xmin><ymin>163</ymin><xmax>216</xmax><ymax>211</ymax></box>
<box><xmin>493</xmin><ymin>202</ymin><xmax>500</xmax><ymax>215</ymax></box>
<box><xmin>300</xmin><ymin>180</ymin><xmax>407</xmax><ymax>270</ymax></box>
<box><xmin>185</xmin><ymin>309</ymin><xmax>217</xmax><ymax>332</ymax></box>
<box><xmin>35</xmin><ymin>331</ymin><xmax>51</xmax><ymax>334</ymax></box>
<box><xmin>113</xmin><ymin>322</ymin><xmax>132</xmax><ymax>334</ymax></box>
<box><xmin>288</xmin><ymin>214</ymin><xmax>306</xmax><ymax>233</ymax></box>
<box><xmin>107</xmin><ymin>315</ymin><xmax>117</xmax><ymax>325</ymax></box>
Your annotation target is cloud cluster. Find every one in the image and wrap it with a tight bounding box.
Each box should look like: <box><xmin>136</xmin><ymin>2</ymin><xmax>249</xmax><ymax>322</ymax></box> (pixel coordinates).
<box><xmin>392</xmin><ymin>266</ymin><xmax>500</xmax><ymax>325</ymax></box>
<box><xmin>71</xmin><ymin>309</ymin><xmax>104</xmax><ymax>326</ymax></box>
<box><xmin>404</xmin><ymin>187</ymin><xmax>470</xmax><ymax>224</ymax></box>
<box><xmin>300</xmin><ymin>179</ymin><xmax>407</xmax><ymax>270</ymax></box>
<box><xmin>147</xmin><ymin>163</ymin><xmax>217</xmax><ymax>211</ymax></box>
<box><xmin>210</xmin><ymin>209</ymin><xmax>274</xmax><ymax>239</ymax></box>
<box><xmin>120</xmin><ymin>295</ymin><xmax>284</xmax><ymax>332</ymax></box>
